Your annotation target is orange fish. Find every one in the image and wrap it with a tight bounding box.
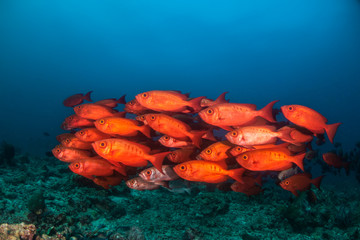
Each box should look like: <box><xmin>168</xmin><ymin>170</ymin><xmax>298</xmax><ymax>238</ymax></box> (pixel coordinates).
<box><xmin>225</xmin><ymin>125</ymin><xmax>292</xmax><ymax>147</ymax></box>
<box><xmin>198</xmin><ymin>100</ymin><xmax>278</xmax><ymax>130</ymax></box>
<box><xmin>231</xmin><ymin>182</ymin><xmax>263</xmax><ymax>196</ymax></box>
<box><xmin>167</xmin><ymin>148</ymin><xmax>196</xmax><ymax>163</ymax></box>
<box><xmin>281</xmin><ymin>105</ymin><xmax>341</xmax><ymax>143</ymax></box>
<box><xmin>63</xmin><ymin>91</ymin><xmax>92</xmax><ymax>107</ymax></box>
<box><xmin>277</xmin><ymin>126</ymin><xmax>313</xmax><ymax>145</ymax></box>
<box><xmin>279</xmin><ymin>173</ymin><xmax>323</xmax><ymax>197</ymax></box>
<box><xmin>173</xmin><ymin>160</ymin><xmax>245</xmax><ymax>184</ymax></box>
<box><xmin>144</xmin><ymin>113</ymin><xmax>206</xmax><ymax>148</ymax></box>
<box><xmin>74</xmin><ymin>103</ymin><xmax>125</xmax><ymax>120</ymax></box>
<box><xmin>159</xmin><ymin>135</ymin><xmax>193</xmax><ymax>148</ymax></box>
<box><xmin>61</xmin><ymin>114</ymin><xmax>95</xmax><ymax>130</ymax></box>
<box><xmin>197</xmin><ymin>141</ymin><xmax>233</xmax><ymax>161</ymax></box>
<box><xmin>56</xmin><ymin>133</ymin><xmax>75</xmax><ymax>143</ymax></box>
<box><xmin>229</xmin><ymin>145</ymin><xmax>254</xmax><ymax>157</ymax></box>
<box><xmin>75</xmin><ymin>128</ymin><xmax>112</xmax><ymax>142</ymax></box>
<box><xmin>69</xmin><ymin>157</ymin><xmax>127</xmax><ymax>179</ymax></box>
<box><xmin>126</xmin><ymin>177</ymin><xmax>160</xmax><ymax>191</ymax></box>
<box><xmin>124</xmin><ymin>99</ymin><xmax>150</xmax><ymax>115</ymax></box>
<box><xmin>93</xmin><ymin>172</ymin><xmax>127</xmax><ymax>189</ymax></box>
<box><xmin>52</xmin><ymin>145</ymin><xmax>92</xmax><ymax>162</ymax></box>
<box><xmin>322</xmin><ymin>152</ymin><xmax>350</xmax><ymax>174</ymax></box>
<box><xmin>61</xmin><ymin>136</ymin><xmax>93</xmax><ymax>150</ymax></box>
<box><xmin>94</xmin><ymin>117</ymin><xmax>151</xmax><ymax>138</ymax></box>
<box><xmin>92</xmin><ymin>138</ymin><xmax>170</xmax><ymax>172</ymax></box>
<box><xmin>135</xmin><ymin>90</ymin><xmax>205</xmax><ymax>113</ymax></box>
<box><xmin>236</xmin><ymin>148</ymin><xmax>305</xmax><ymax>171</ymax></box>
<box><xmin>95</xmin><ymin>95</ymin><xmax>126</xmax><ymax>108</ymax></box>
<box><xmin>200</xmin><ymin>92</ymin><xmax>229</xmax><ymax>108</ymax></box>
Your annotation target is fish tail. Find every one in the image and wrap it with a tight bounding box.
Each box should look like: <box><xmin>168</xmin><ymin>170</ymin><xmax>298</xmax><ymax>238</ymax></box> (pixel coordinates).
<box><xmin>324</xmin><ymin>122</ymin><xmax>341</xmax><ymax>144</ymax></box>
<box><xmin>188</xmin><ymin>130</ymin><xmax>207</xmax><ymax>148</ymax></box>
<box><xmin>202</xmin><ymin>128</ymin><xmax>217</xmax><ymax>141</ymax></box>
<box><xmin>258</xmin><ymin>100</ymin><xmax>279</xmax><ymax>123</ymax></box>
<box><xmin>227</xmin><ymin>168</ymin><xmax>246</xmax><ymax>184</ymax></box>
<box><xmin>214</xmin><ymin>92</ymin><xmax>229</xmax><ymax>104</ymax></box>
<box><xmin>149</xmin><ymin>152</ymin><xmax>171</xmax><ymax>174</ymax></box>
<box><xmin>292</xmin><ymin>152</ymin><xmax>306</xmax><ymax>172</ymax></box>
<box><xmin>311</xmin><ymin>175</ymin><xmax>324</xmax><ymax>189</ymax></box>
<box><xmin>139</xmin><ymin>125</ymin><xmax>152</xmax><ymax>138</ymax></box>
<box><xmin>113</xmin><ymin>111</ymin><xmax>126</xmax><ymax>118</ymax></box>
<box><xmin>188</xmin><ymin>96</ymin><xmax>206</xmax><ymax>112</ymax></box>
<box><xmin>277</xmin><ymin>127</ymin><xmax>295</xmax><ymax>143</ymax></box>
<box><xmin>117</xmin><ymin>94</ymin><xmax>126</xmax><ymax>104</ymax></box>
<box><xmin>84</xmin><ymin>91</ymin><xmax>93</xmax><ymax>102</ymax></box>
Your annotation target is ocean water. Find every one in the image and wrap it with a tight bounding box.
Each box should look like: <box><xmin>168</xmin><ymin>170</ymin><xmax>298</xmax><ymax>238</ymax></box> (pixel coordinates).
<box><xmin>0</xmin><ymin>0</ymin><xmax>360</xmax><ymax>239</ymax></box>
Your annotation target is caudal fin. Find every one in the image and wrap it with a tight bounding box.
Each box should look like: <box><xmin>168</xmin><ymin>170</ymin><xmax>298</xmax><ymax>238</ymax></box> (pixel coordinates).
<box><xmin>149</xmin><ymin>152</ymin><xmax>171</xmax><ymax>174</ymax></box>
<box><xmin>227</xmin><ymin>168</ymin><xmax>246</xmax><ymax>184</ymax></box>
<box><xmin>84</xmin><ymin>91</ymin><xmax>93</xmax><ymax>102</ymax></box>
<box><xmin>188</xmin><ymin>130</ymin><xmax>207</xmax><ymax>148</ymax></box>
<box><xmin>291</xmin><ymin>152</ymin><xmax>306</xmax><ymax>172</ymax></box>
<box><xmin>139</xmin><ymin>125</ymin><xmax>152</xmax><ymax>138</ymax></box>
<box><xmin>277</xmin><ymin>126</ymin><xmax>295</xmax><ymax>143</ymax></box>
<box><xmin>325</xmin><ymin>122</ymin><xmax>341</xmax><ymax>144</ymax></box>
<box><xmin>311</xmin><ymin>175</ymin><xmax>324</xmax><ymax>189</ymax></box>
<box><xmin>188</xmin><ymin>96</ymin><xmax>206</xmax><ymax>112</ymax></box>
<box><xmin>259</xmin><ymin>100</ymin><xmax>279</xmax><ymax>123</ymax></box>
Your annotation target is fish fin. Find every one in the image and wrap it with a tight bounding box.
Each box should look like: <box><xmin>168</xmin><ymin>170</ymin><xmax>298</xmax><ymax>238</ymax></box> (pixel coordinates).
<box><xmin>277</xmin><ymin>127</ymin><xmax>296</xmax><ymax>142</ymax></box>
<box><xmin>219</xmin><ymin>125</ymin><xmax>234</xmax><ymax>131</ymax></box>
<box><xmin>113</xmin><ymin>111</ymin><xmax>126</xmax><ymax>118</ymax></box>
<box><xmin>202</xmin><ymin>128</ymin><xmax>217</xmax><ymax>141</ymax></box>
<box><xmin>214</xmin><ymin>92</ymin><xmax>229</xmax><ymax>104</ymax></box>
<box><xmin>258</xmin><ymin>100</ymin><xmax>279</xmax><ymax>123</ymax></box>
<box><xmin>324</xmin><ymin>122</ymin><xmax>341</xmax><ymax>144</ymax></box>
<box><xmin>84</xmin><ymin>91</ymin><xmax>93</xmax><ymax>102</ymax></box>
<box><xmin>291</xmin><ymin>189</ymin><xmax>299</xmax><ymax>197</ymax></box>
<box><xmin>150</xmin><ymin>152</ymin><xmax>171</xmax><ymax>174</ymax></box>
<box><xmin>254</xmin><ymin>175</ymin><xmax>262</xmax><ymax>186</ymax></box>
<box><xmin>139</xmin><ymin>125</ymin><xmax>152</xmax><ymax>138</ymax></box>
<box><xmin>292</xmin><ymin>152</ymin><xmax>306</xmax><ymax>172</ymax></box>
<box><xmin>113</xmin><ymin>164</ymin><xmax>127</xmax><ymax>176</ymax></box>
<box><xmin>117</xmin><ymin>94</ymin><xmax>126</xmax><ymax>104</ymax></box>
<box><xmin>311</xmin><ymin>175</ymin><xmax>324</xmax><ymax>189</ymax></box>
<box><xmin>188</xmin><ymin>130</ymin><xmax>207</xmax><ymax>148</ymax></box>
<box><xmin>227</xmin><ymin>168</ymin><xmax>246</xmax><ymax>184</ymax></box>
<box><xmin>158</xmin><ymin>181</ymin><xmax>171</xmax><ymax>189</ymax></box>
<box><xmin>188</xmin><ymin>96</ymin><xmax>206</xmax><ymax>112</ymax></box>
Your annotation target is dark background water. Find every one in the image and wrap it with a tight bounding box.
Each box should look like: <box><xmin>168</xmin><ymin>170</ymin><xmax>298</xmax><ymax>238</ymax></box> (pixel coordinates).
<box><xmin>0</xmin><ymin>0</ymin><xmax>359</xmax><ymax>156</ymax></box>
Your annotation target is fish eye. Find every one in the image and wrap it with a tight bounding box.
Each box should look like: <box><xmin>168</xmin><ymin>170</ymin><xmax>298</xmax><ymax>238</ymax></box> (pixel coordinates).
<box><xmin>206</xmin><ymin>109</ymin><xmax>214</xmax><ymax>115</ymax></box>
<box><xmin>171</xmin><ymin>152</ymin><xmax>176</xmax><ymax>157</ymax></box>
<box><xmin>142</xmin><ymin>93</ymin><xmax>148</xmax><ymax>98</ymax></box>
<box><xmin>179</xmin><ymin>165</ymin><xmax>187</xmax><ymax>171</ymax></box>
<box><xmin>129</xmin><ymin>100</ymin><xmax>135</xmax><ymax>105</ymax></box>
<box><xmin>99</xmin><ymin>119</ymin><xmax>105</xmax><ymax>125</ymax></box>
<box><xmin>68</xmin><ymin>116</ymin><xmax>73</xmax><ymax>120</ymax></box>
<box><xmin>74</xmin><ymin>163</ymin><xmax>80</xmax><ymax>169</ymax></box>
<box><xmin>242</xmin><ymin>155</ymin><xmax>248</xmax><ymax>160</ymax></box>
<box><xmin>146</xmin><ymin>170</ymin><xmax>151</xmax><ymax>176</ymax></box>
<box><xmin>205</xmin><ymin>149</ymin><xmax>212</xmax><ymax>155</ymax></box>
<box><xmin>79</xmin><ymin>131</ymin><xmax>84</xmax><ymax>135</ymax></box>
<box><xmin>99</xmin><ymin>141</ymin><xmax>107</xmax><ymax>148</ymax></box>
<box><xmin>236</xmin><ymin>147</ymin><xmax>242</xmax><ymax>151</ymax></box>
<box><xmin>66</xmin><ymin>139</ymin><xmax>70</xmax><ymax>143</ymax></box>
<box><xmin>77</xmin><ymin>106</ymin><xmax>81</xmax><ymax>109</ymax></box>
<box><xmin>288</xmin><ymin>106</ymin><xmax>294</xmax><ymax>111</ymax></box>
<box><xmin>285</xmin><ymin>181</ymin><xmax>289</xmax><ymax>185</ymax></box>
<box><xmin>164</xmin><ymin>136</ymin><xmax>170</xmax><ymax>141</ymax></box>
<box><xmin>150</xmin><ymin>115</ymin><xmax>156</xmax><ymax>121</ymax></box>
<box><xmin>231</xmin><ymin>131</ymin><xmax>238</xmax><ymax>137</ymax></box>
<box><xmin>56</xmin><ymin>148</ymin><xmax>61</xmax><ymax>153</ymax></box>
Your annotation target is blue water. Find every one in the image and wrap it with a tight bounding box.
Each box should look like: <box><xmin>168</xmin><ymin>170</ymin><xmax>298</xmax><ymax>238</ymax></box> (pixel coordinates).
<box><xmin>0</xmin><ymin>0</ymin><xmax>359</xmax><ymax>155</ymax></box>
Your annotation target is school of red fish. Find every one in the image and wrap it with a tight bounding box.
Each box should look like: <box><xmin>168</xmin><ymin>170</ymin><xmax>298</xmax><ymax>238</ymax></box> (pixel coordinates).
<box><xmin>52</xmin><ymin>90</ymin><xmax>346</xmax><ymax>197</ymax></box>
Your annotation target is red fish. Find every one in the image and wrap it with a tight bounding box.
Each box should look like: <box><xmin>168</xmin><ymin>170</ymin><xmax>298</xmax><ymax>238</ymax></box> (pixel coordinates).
<box><xmin>139</xmin><ymin>165</ymin><xmax>179</xmax><ymax>188</ymax></box>
<box><xmin>229</xmin><ymin>145</ymin><xmax>254</xmax><ymax>157</ymax></box>
<box><xmin>167</xmin><ymin>148</ymin><xmax>196</xmax><ymax>163</ymax></box>
<box><xmin>124</xmin><ymin>99</ymin><xmax>151</xmax><ymax>115</ymax></box>
<box><xmin>173</xmin><ymin>160</ymin><xmax>245</xmax><ymax>184</ymax></box>
<box><xmin>136</xmin><ymin>90</ymin><xmax>205</xmax><ymax>113</ymax></box>
<box><xmin>200</xmin><ymin>92</ymin><xmax>229</xmax><ymax>108</ymax></box>
<box><xmin>52</xmin><ymin>145</ymin><xmax>92</xmax><ymax>162</ymax></box>
<box><xmin>198</xmin><ymin>100</ymin><xmax>278</xmax><ymax>130</ymax></box>
<box><xmin>93</xmin><ymin>172</ymin><xmax>127</xmax><ymax>189</ymax></box>
<box><xmin>69</xmin><ymin>157</ymin><xmax>127</xmax><ymax>179</ymax></box>
<box><xmin>231</xmin><ymin>182</ymin><xmax>263</xmax><ymax>196</ymax></box>
<box><xmin>92</xmin><ymin>138</ymin><xmax>170</xmax><ymax>172</ymax></box>
<box><xmin>279</xmin><ymin>173</ymin><xmax>323</xmax><ymax>197</ymax></box>
<box><xmin>74</xmin><ymin>103</ymin><xmax>126</xmax><ymax>120</ymax></box>
<box><xmin>61</xmin><ymin>114</ymin><xmax>95</xmax><ymax>130</ymax></box>
<box><xmin>95</xmin><ymin>95</ymin><xmax>126</xmax><ymax>108</ymax></box>
<box><xmin>94</xmin><ymin>117</ymin><xmax>151</xmax><ymax>138</ymax></box>
<box><xmin>56</xmin><ymin>133</ymin><xmax>75</xmax><ymax>143</ymax></box>
<box><xmin>277</xmin><ymin>126</ymin><xmax>313</xmax><ymax>145</ymax></box>
<box><xmin>197</xmin><ymin>141</ymin><xmax>233</xmax><ymax>161</ymax></box>
<box><xmin>63</xmin><ymin>91</ymin><xmax>93</xmax><ymax>107</ymax></box>
<box><xmin>159</xmin><ymin>135</ymin><xmax>193</xmax><ymax>148</ymax></box>
<box><xmin>281</xmin><ymin>105</ymin><xmax>341</xmax><ymax>143</ymax></box>
<box><xmin>75</xmin><ymin>128</ymin><xmax>112</xmax><ymax>142</ymax></box>
<box><xmin>236</xmin><ymin>147</ymin><xmax>305</xmax><ymax>171</ymax></box>
<box><xmin>322</xmin><ymin>152</ymin><xmax>350</xmax><ymax>174</ymax></box>
<box><xmin>126</xmin><ymin>177</ymin><xmax>160</xmax><ymax>191</ymax></box>
<box><xmin>61</xmin><ymin>136</ymin><xmax>93</xmax><ymax>150</ymax></box>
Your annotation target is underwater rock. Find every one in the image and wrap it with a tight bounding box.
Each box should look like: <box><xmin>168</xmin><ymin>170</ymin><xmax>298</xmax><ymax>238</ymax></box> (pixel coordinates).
<box><xmin>0</xmin><ymin>141</ymin><xmax>16</xmax><ymax>165</ymax></box>
<box><xmin>0</xmin><ymin>223</ymin><xmax>36</xmax><ymax>240</ymax></box>
<box><xmin>27</xmin><ymin>190</ymin><xmax>46</xmax><ymax>215</ymax></box>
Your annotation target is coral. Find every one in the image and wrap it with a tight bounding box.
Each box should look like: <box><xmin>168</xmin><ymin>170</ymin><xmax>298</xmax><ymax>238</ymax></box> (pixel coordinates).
<box><xmin>0</xmin><ymin>223</ymin><xmax>36</xmax><ymax>240</ymax></box>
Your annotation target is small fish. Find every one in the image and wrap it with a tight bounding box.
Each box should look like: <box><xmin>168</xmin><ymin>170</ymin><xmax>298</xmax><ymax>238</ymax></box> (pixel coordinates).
<box><xmin>93</xmin><ymin>172</ymin><xmax>127</xmax><ymax>189</ymax></box>
<box><xmin>61</xmin><ymin>136</ymin><xmax>93</xmax><ymax>150</ymax></box>
<box><xmin>159</xmin><ymin>135</ymin><xmax>193</xmax><ymax>148</ymax></box>
<box><xmin>126</xmin><ymin>177</ymin><xmax>160</xmax><ymax>191</ymax></box>
<box><xmin>278</xmin><ymin>166</ymin><xmax>300</xmax><ymax>181</ymax></box>
<box><xmin>277</xmin><ymin>126</ymin><xmax>313</xmax><ymax>145</ymax></box>
<box><xmin>167</xmin><ymin>148</ymin><xmax>196</xmax><ymax>163</ymax></box>
<box><xmin>136</xmin><ymin>90</ymin><xmax>205</xmax><ymax>113</ymax></box>
<box><xmin>281</xmin><ymin>105</ymin><xmax>341</xmax><ymax>143</ymax></box>
<box><xmin>94</xmin><ymin>117</ymin><xmax>151</xmax><ymax>138</ymax></box>
<box><xmin>56</xmin><ymin>133</ymin><xmax>75</xmax><ymax>143</ymax></box>
<box><xmin>229</xmin><ymin>145</ymin><xmax>254</xmax><ymax>157</ymax></box>
<box><xmin>95</xmin><ymin>95</ymin><xmax>126</xmax><ymax>108</ymax></box>
<box><xmin>139</xmin><ymin>165</ymin><xmax>179</xmax><ymax>188</ymax></box>
<box><xmin>279</xmin><ymin>173</ymin><xmax>323</xmax><ymax>197</ymax></box>
<box><xmin>200</xmin><ymin>92</ymin><xmax>229</xmax><ymax>107</ymax></box>
<box><xmin>63</xmin><ymin>91</ymin><xmax>93</xmax><ymax>107</ymax></box>
<box><xmin>173</xmin><ymin>160</ymin><xmax>245</xmax><ymax>184</ymax></box>
<box><xmin>231</xmin><ymin>182</ymin><xmax>263</xmax><ymax>196</ymax></box>
<box><xmin>124</xmin><ymin>99</ymin><xmax>150</xmax><ymax>115</ymax></box>
<box><xmin>69</xmin><ymin>157</ymin><xmax>127</xmax><ymax>179</ymax></box>
<box><xmin>52</xmin><ymin>145</ymin><xmax>92</xmax><ymax>162</ymax></box>
<box><xmin>198</xmin><ymin>100</ymin><xmax>278</xmax><ymax>130</ymax></box>
<box><xmin>61</xmin><ymin>114</ymin><xmax>95</xmax><ymax>130</ymax></box>
<box><xmin>197</xmin><ymin>141</ymin><xmax>233</xmax><ymax>161</ymax></box>
<box><xmin>43</xmin><ymin>132</ymin><xmax>50</xmax><ymax>137</ymax></box>
<box><xmin>322</xmin><ymin>152</ymin><xmax>350</xmax><ymax>174</ymax></box>
<box><xmin>74</xmin><ymin>103</ymin><xmax>126</xmax><ymax>120</ymax></box>
<box><xmin>75</xmin><ymin>128</ymin><xmax>112</xmax><ymax>142</ymax></box>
